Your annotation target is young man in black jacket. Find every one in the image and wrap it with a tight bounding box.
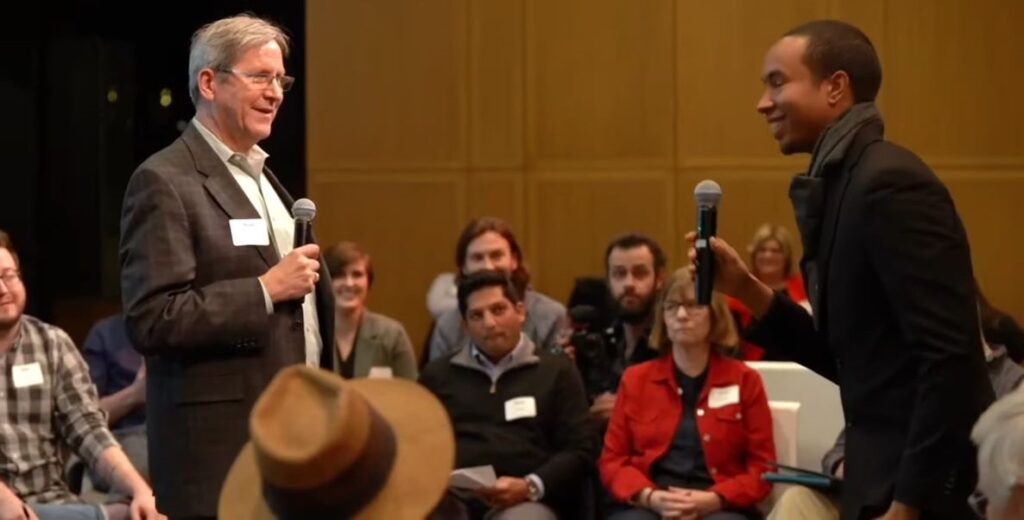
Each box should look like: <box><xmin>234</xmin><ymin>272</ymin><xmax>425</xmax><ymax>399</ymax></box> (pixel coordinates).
<box><xmin>420</xmin><ymin>270</ymin><xmax>596</xmax><ymax>519</ymax></box>
<box><xmin>691</xmin><ymin>20</ymin><xmax>993</xmax><ymax>520</ymax></box>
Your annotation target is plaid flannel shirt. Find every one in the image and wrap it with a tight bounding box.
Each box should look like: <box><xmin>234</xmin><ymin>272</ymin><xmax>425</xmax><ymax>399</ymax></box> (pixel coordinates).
<box><xmin>0</xmin><ymin>315</ymin><xmax>117</xmax><ymax>502</ymax></box>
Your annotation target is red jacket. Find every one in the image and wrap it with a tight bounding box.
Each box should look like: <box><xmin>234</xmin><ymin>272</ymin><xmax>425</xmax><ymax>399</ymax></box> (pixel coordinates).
<box><xmin>728</xmin><ymin>274</ymin><xmax>808</xmax><ymax>360</ymax></box>
<box><xmin>598</xmin><ymin>352</ymin><xmax>775</xmax><ymax>508</ymax></box>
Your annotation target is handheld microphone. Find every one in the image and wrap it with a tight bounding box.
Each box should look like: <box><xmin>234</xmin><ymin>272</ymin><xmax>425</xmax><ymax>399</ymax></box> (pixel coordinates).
<box><xmin>694</xmin><ymin>180</ymin><xmax>722</xmax><ymax>305</ymax></box>
<box><xmin>290</xmin><ymin>199</ymin><xmax>317</xmax><ymax>311</ymax></box>
<box><xmin>292</xmin><ymin>198</ymin><xmax>316</xmax><ymax>249</ymax></box>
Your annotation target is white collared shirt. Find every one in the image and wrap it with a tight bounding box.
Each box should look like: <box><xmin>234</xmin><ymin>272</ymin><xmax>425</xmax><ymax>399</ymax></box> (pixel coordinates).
<box><xmin>192</xmin><ymin>118</ymin><xmax>323</xmax><ymax>367</ymax></box>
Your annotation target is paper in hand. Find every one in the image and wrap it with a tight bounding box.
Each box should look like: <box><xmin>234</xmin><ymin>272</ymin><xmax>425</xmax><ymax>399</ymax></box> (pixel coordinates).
<box><xmin>449</xmin><ymin>465</ymin><xmax>497</xmax><ymax>490</ymax></box>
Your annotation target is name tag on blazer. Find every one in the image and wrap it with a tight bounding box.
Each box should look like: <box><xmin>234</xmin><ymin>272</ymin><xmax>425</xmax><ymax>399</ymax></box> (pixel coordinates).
<box><xmin>229</xmin><ymin>219</ymin><xmax>270</xmax><ymax>246</ymax></box>
<box><xmin>708</xmin><ymin>385</ymin><xmax>740</xmax><ymax>409</ymax></box>
<box><xmin>505</xmin><ymin>396</ymin><xmax>537</xmax><ymax>421</ymax></box>
<box><xmin>368</xmin><ymin>366</ymin><xmax>393</xmax><ymax>379</ymax></box>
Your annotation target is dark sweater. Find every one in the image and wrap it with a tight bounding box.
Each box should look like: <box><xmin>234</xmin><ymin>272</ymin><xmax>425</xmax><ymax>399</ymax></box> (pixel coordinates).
<box><xmin>419</xmin><ymin>338</ymin><xmax>598</xmax><ymax>508</ymax></box>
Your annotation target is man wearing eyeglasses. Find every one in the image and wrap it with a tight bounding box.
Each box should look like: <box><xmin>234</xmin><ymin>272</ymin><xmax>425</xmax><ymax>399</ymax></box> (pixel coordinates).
<box><xmin>119</xmin><ymin>14</ymin><xmax>334</xmax><ymax>520</ymax></box>
<box><xmin>0</xmin><ymin>230</ymin><xmax>164</xmax><ymax>520</ymax></box>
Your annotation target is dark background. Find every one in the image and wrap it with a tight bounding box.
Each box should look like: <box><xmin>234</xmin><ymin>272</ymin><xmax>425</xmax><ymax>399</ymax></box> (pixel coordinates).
<box><xmin>2</xmin><ymin>1</ymin><xmax>306</xmax><ymax>340</ymax></box>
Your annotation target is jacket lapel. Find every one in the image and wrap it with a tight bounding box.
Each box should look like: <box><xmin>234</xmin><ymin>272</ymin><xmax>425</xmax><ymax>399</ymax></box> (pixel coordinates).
<box><xmin>813</xmin><ymin>121</ymin><xmax>884</xmax><ymax>329</ymax></box>
<box><xmin>352</xmin><ymin>313</ymin><xmax>378</xmax><ymax>376</ymax></box>
<box><xmin>183</xmin><ymin>125</ymin><xmax>279</xmax><ymax>268</ymax></box>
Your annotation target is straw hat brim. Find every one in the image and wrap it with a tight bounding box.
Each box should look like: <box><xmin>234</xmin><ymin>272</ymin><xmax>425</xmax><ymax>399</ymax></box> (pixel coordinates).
<box><xmin>218</xmin><ymin>378</ymin><xmax>455</xmax><ymax>519</ymax></box>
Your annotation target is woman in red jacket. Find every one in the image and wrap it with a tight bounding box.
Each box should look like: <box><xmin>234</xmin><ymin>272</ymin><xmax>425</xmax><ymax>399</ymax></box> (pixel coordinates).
<box><xmin>599</xmin><ymin>269</ymin><xmax>775</xmax><ymax>519</ymax></box>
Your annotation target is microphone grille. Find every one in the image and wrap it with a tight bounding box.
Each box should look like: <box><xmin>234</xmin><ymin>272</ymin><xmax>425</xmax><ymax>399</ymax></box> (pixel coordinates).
<box><xmin>292</xmin><ymin>198</ymin><xmax>317</xmax><ymax>221</ymax></box>
<box><xmin>694</xmin><ymin>180</ymin><xmax>723</xmax><ymax>207</ymax></box>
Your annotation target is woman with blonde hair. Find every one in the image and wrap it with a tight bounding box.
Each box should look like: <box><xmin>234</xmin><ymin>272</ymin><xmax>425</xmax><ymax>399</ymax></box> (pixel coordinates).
<box><xmin>729</xmin><ymin>223</ymin><xmax>808</xmax><ymax>359</ymax></box>
<box><xmin>599</xmin><ymin>269</ymin><xmax>775</xmax><ymax>519</ymax></box>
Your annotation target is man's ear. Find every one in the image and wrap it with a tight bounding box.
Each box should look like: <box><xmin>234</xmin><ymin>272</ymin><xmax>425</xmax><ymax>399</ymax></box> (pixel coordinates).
<box><xmin>197</xmin><ymin>68</ymin><xmax>219</xmax><ymax>102</ymax></box>
<box><xmin>514</xmin><ymin>301</ymin><xmax>527</xmax><ymax>320</ymax></box>
<box><xmin>825</xmin><ymin>70</ymin><xmax>852</xmax><ymax>106</ymax></box>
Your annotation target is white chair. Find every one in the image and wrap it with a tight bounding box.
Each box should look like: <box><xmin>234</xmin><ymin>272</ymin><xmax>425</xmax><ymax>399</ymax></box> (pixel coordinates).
<box><xmin>769</xmin><ymin>400</ymin><xmax>800</xmax><ymax>466</ymax></box>
<box><xmin>747</xmin><ymin>361</ymin><xmax>844</xmax><ymax>470</ymax></box>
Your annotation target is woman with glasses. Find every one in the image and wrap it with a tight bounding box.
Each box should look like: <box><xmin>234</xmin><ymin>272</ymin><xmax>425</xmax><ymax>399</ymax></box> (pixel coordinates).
<box><xmin>599</xmin><ymin>269</ymin><xmax>775</xmax><ymax>519</ymax></box>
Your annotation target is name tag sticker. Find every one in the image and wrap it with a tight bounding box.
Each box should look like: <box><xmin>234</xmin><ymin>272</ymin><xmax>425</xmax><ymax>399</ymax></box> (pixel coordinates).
<box><xmin>368</xmin><ymin>366</ymin><xmax>393</xmax><ymax>379</ymax></box>
<box><xmin>708</xmin><ymin>384</ymin><xmax>740</xmax><ymax>409</ymax></box>
<box><xmin>504</xmin><ymin>396</ymin><xmax>537</xmax><ymax>421</ymax></box>
<box><xmin>229</xmin><ymin>219</ymin><xmax>270</xmax><ymax>246</ymax></box>
<box><xmin>12</xmin><ymin>363</ymin><xmax>44</xmax><ymax>389</ymax></box>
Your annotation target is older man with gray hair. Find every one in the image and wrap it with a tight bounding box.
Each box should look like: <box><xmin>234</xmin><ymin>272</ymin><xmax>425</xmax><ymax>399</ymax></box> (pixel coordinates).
<box><xmin>972</xmin><ymin>389</ymin><xmax>1024</xmax><ymax>520</ymax></box>
<box><xmin>119</xmin><ymin>14</ymin><xmax>334</xmax><ymax>519</ymax></box>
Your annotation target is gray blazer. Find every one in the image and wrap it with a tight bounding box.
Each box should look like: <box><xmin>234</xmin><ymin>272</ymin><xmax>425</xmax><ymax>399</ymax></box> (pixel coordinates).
<box><xmin>333</xmin><ymin>310</ymin><xmax>418</xmax><ymax>380</ymax></box>
<box><xmin>119</xmin><ymin>123</ymin><xmax>334</xmax><ymax>518</ymax></box>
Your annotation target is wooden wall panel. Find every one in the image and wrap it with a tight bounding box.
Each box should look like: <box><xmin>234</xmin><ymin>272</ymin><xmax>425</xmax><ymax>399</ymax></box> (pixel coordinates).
<box><xmin>306</xmin><ymin>0</ymin><xmax>467</xmax><ymax>169</ymax></box>
<box><xmin>468</xmin><ymin>172</ymin><xmax>526</xmax><ymax>233</ymax></box>
<box><xmin>942</xmin><ymin>169</ymin><xmax>1024</xmax><ymax>316</ymax></box>
<box><xmin>308</xmin><ymin>0</ymin><xmax>1024</xmax><ymax>356</ymax></box>
<box><xmin>526</xmin><ymin>0</ymin><xmax>675</xmax><ymax>168</ymax></box>
<box><xmin>676</xmin><ymin>0</ymin><xmax>829</xmax><ymax>161</ymax></box>
<box><xmin>470</xmin><ymin>0</ymin><xmax>525</xmax><ymax>168</ymax></box>
<box><xmin>883</xmin><ymin>0</ymin><xmax>1024</xmax><ymax>158</ymax></box>
<box><xmin>310</xmin><ymin>173</ymin><xmax>467</xmax><ymax>356</ymax></box>
<box><xmin>528</xmin><ymin>171</ymin><xmax>675</xmax><ymax>305</ymax></box>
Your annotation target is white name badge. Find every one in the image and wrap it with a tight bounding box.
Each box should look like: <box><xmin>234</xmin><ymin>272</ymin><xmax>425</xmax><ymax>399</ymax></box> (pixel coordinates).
<box><xmin>504</xmin><ymin>396</ymin><xmax>537</xmax><ymax>422</ymax></box>
<box><xmin>707</xmin><ymin>384</ymin><xmax>740</xmax><ymax>409</ymax></box>
<box><xmin>229</xmin><ymin>219</ymin><xmax>270</xmax><ymax>246</ymax></box>
<box><xmin>12</xmin><ymin>362</ymin><xmax>44</xmax><ymax>389</ymax></box>
<box><xmin>367</xmin><ymin>366</ymin><xmax>393</xmax><ymax>379</ymax></box>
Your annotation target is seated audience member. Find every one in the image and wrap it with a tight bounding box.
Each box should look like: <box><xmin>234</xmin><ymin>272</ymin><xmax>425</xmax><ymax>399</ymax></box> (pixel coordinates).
<box><xmin>727</xmin><ymin>223</ymin><xmax>808</xmax><ymax>360</ymax></box>
<box><xmin>581</xmin><ymin>234</ymin><xmax>667</xmax><ymax>422</ymax></box>
<box><xmin>972</xmin><ymin>390</ymin><xmax>1024</xmax><ymax>520</ymax></box>
<box><xmin>769</xmin><ymin>322</ymin><xmax>1024</xmax><ymax>520</ymax></box>
<box><xmin>599</xmin><ymin>268</ymin><xmax>775</xmax><ymax>520</ymax></box>
<box><xmin>324</xmin><ymin>241</ymin><xmax>418</xmax><ymax>380</ymax></box>
<box><xmin>218</xmin><ymin>365</ymin><xmax>455</xmax><ymax>519</ymax></box>
<box><xmin>420</xmin><ymin>270</ymin><xmax>596</xmax><ymax>519</ymax></box>
<box><xmin>0</xmin><ymin>230</ymin><xmax>162</xmax><ymax>520</ymax></box>
<box><xmin>428</xmin><ymin>217</ymin><xmax>567</xmax><ymax>361</ymax></box>
<box><xmin>81</xmin><ymin>314</ymin><xmax>148</xmax><ymax>491</ymax></box>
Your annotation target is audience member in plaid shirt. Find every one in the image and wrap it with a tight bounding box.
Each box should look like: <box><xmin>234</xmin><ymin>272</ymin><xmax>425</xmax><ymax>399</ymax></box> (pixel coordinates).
<box><xmin>0</xmin><ymin>230</ymin><xmax>164</xmax><ymax>520</ymax></box>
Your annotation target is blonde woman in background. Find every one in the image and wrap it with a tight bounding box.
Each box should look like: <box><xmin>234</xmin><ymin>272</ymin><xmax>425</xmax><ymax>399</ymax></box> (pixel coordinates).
<box><xmin>728</xmin><ymin>224</ymin><xmax>808</xmax><ymax>360</ymax></box>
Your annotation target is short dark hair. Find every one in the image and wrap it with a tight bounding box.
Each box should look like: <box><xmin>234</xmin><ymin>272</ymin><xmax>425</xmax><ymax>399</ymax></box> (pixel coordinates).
<box><xmin>785</xmin><ymin>19</ymin><xmax>882</xmax><ymax>103</ymax></box>
<box><xmin>457</xmin><ymin>270</ymin><xmax>522</xmax><ymax>318</ymax></box>
<box><xmin>0</xmin><ymin>229</ymin><xmax>18</xmax><ymax>266</ymax></box>
<box><xmin>604</xmin><ymin>233</ymin><xmax>667</xmax><ymax>275</ymax></box>
<box><xmin>454</xmin><ymin>217</ymin><xmax>530</xmax><ymax>291</ymax></box>
<box><xmin>324</xmin><ymin>241</ymin><xmax>374</xmax><ymax>287</ymax></box>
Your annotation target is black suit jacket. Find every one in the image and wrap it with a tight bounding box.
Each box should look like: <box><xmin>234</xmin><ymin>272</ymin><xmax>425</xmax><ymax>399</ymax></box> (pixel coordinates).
<box><xmin>749</xmin><ymin>121</ymin><xmax>993</xmax><ymax>519</ymax></box>
<box><xmin>119</xmin><ymin>123</ymin><xmax>334</xmax><ymax>518</ymax></box>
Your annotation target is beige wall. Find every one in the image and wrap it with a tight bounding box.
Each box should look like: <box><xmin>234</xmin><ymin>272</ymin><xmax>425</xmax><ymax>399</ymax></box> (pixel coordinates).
<box><xmin>307</xmin><ymin>0</ymin><xmax>1024</xmax><ymax>359</ymax></box>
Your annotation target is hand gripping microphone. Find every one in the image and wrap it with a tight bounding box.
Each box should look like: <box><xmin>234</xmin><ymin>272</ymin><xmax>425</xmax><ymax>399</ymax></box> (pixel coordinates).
<box><xmin>694</xmin><ymin>180</ymin><xmax>722</xmax><ymax>305</ymax></box>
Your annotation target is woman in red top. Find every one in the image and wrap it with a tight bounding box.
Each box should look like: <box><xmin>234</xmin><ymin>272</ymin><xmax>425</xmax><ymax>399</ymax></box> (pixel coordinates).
<box><xmin>599</xmin><ymin>269</ymin><xmax>775</xmax><ymax>519</ymax></box>
<box><xmin>727</xmin><ymin>223</ymin><xmax>808</xmax><ymax>360</ymax></box>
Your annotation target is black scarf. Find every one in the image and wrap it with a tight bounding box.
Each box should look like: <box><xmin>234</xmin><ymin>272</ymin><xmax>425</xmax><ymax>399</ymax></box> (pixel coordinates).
<box><xmin>788</xmin><ymin>103</ymin><xmax>883</xmax><ymax>323</ymax></box>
